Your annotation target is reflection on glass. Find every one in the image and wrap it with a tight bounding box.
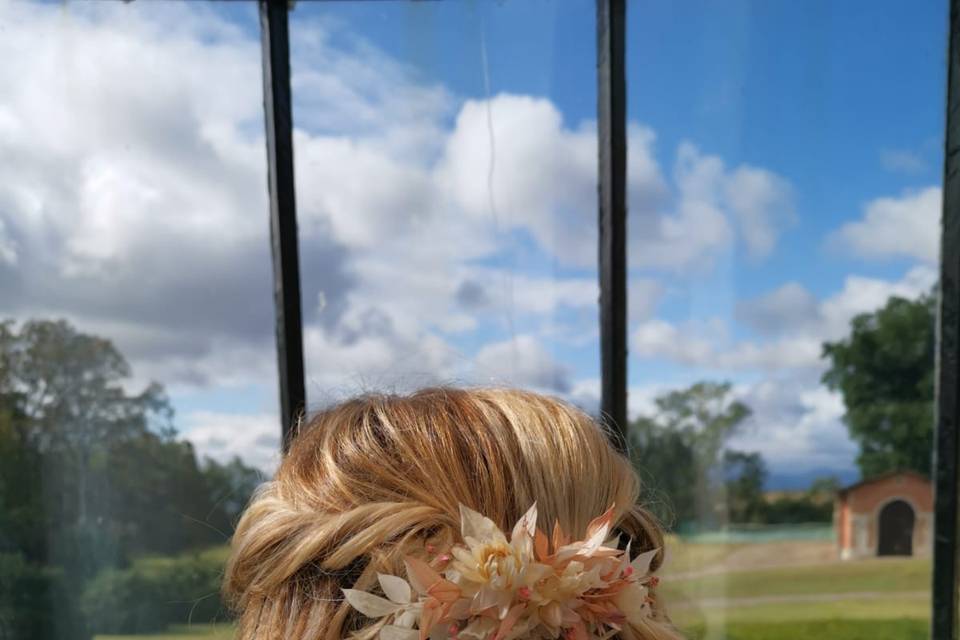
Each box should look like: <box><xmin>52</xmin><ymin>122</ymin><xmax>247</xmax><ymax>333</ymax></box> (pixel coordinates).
<box><xmin>0</xmin><ymin>2</ymin><xmax>274</xmax><ymax>638</ymax></box>
<box><xmin>290</xmin><ymin>1</ymin><xmax>602</xmax><ymax>409</ymax></box>
<box><xmin>625</xmin><ymin>2</ymin><xmax>945</xmax><ymax>638</ymax></box>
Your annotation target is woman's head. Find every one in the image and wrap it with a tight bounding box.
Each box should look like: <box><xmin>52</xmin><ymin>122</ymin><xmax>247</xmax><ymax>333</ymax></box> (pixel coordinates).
<box><xmin>223</xmin><ymin>387</ymin><xmax>678</xmax><ymax>640</ymax></box>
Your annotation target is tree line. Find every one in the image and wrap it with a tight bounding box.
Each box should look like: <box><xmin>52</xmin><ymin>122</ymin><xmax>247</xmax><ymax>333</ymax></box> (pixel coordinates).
<box><xmin>0</xmin><ymin>319</ymin><xmax>262</xmax><ymax>638</ymax></box>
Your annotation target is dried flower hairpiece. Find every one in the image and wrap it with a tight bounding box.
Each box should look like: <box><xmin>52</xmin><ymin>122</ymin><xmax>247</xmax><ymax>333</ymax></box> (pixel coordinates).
<box><xmin>342</xmin><ymin>503</ymin><xmax>660</xmax><ymax>640</ymax></box>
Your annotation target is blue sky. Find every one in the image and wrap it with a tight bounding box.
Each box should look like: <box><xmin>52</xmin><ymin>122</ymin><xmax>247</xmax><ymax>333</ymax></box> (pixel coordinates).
<box><xmin>0</xmin><ymin>0</ymin><xmax>947</xmax><ymax>485</ymax></box>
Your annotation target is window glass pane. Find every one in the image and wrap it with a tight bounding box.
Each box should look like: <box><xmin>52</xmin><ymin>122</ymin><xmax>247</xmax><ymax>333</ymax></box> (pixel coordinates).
<box><xmin>626</xmin><ymin>2</ymin><xmax>945</xmax><ymax>637</ymax></box>
<box><xmin>0</xmin><ymin>2</ymin><xmax>274</xmax><ymax>638</ymax></box>
<box><xmin>290</xmin><ymin>1</ymin><xmax>601</xmax><ymax>409</ymax></box>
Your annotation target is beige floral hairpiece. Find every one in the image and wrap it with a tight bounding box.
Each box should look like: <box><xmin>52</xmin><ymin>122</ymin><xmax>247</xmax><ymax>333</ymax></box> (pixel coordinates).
<box><xmin>342</xmin><ymin>503</ymin><xmax>660</xmax><ymax>640</ymax></box>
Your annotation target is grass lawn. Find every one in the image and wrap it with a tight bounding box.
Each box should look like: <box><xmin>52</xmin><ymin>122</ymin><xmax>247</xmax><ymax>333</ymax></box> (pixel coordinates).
<box><xmin>663</xmin><ymin>556</ymin><xmax>930</xmax><ymax>600</ymax></box>
<box><xmin>96</xmin><ymin>624</ymin><xmax>234</xmax><ymax>640</ymax></box>
<box><xmin>661</xmin><ymin>537</ymin><xmax>749</xmax><ymax>574</ymax></box>
<box><xmin>684</xmin><ymin>618</ymin><xmax>927</xmax><ymax>640</ymax></box>
<box><xmin>670</xmin><ymin>593</ymin><xmax>929</xmax><ymax>627</ymax></box>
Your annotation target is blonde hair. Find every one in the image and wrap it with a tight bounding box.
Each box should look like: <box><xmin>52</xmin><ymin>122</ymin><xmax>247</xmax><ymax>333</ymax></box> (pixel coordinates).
<box><xmin>223</xmin><ymin>387</ymin><xmax>680</xmax><ymax>640</ymax></box>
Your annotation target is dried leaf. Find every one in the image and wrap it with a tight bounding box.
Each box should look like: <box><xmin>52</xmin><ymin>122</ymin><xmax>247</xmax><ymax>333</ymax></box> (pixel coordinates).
<box><xmin>511</xmin><ymin>502</ymin><xmax>538</xmax><ymax>541</ymax></box>
<box><xmin>581</xmin><ymin>506</ymin><xmax>616</xmax><ymax>553</ymax></box>
<box><xmin>630</xmin><ymin>548</ymin><xmax>659</xmax><ymax>576</ymax></box>
<box><xmin>427</xmin><ymin>578</ymin><xmax>461</xmax><ymax>604</ymax></box>
<box><xmin>342</xmin><ymin>589</ymin><xmax>402</xmax><ymax>618</ymax></box>
<box><xmin>404</xmin><ymin>557</ymin><xmax>443</xmax><ymax>595</ymax></box>
<box><xmin>379</xmin><ymin>573</ymin><xmax>412</xmax><ymax>604</ymax></box>
<box><xmin>534</xmin><ymin>529</ymin><xmax>550</xmax><ymax>560</ymax></box>
<box><xmin>459</xmin><ymin>504</ymin><xmax>503</xmax><ymax>545</ymax></box>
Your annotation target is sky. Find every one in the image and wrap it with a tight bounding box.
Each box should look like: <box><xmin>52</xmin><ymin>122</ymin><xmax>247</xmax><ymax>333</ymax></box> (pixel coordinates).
<box><xmin>0</xmin><ymin>0</ymin><xmax>947</xmax><ymax>487</ymax></box>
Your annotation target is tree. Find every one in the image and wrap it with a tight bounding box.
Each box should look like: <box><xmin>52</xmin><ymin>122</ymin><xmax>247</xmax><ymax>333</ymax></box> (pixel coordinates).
<box><xmin>822</xmin><ymin>293</ymin><xmax>935</xmax><ymax>477</ymax></box>
<box><xmin>630</xmin><ymin>381</ymin><xmax>753</xmax><ymax>528</ymax></box>
<box><xmin>0</xmin><ymin>318</ymin><xmax>266</xmax><ymax>637</ymax></box>
<box><xmin>723</xmin><ymin>450</ymin><xmax>767</xmax><ymax>524</ymax></box>
<box><xmin>201</xmin><ymin>455</ymin><xmax>265</xmax><ymax>535</ymax></box>
<box><xmin>0</xmin><ymin>319</ymin><xmax>264</xmax><ymax>560</ymax></box>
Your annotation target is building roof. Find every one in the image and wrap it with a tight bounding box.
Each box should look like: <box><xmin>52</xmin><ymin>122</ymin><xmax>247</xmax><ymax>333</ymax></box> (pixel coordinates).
<box><xmin>837</xmin><ymin>470</ymin><xmax>931</xmax><ymax>498</ymax></box>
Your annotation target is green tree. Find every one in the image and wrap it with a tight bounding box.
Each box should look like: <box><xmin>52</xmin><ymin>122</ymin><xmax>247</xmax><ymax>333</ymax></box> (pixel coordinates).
<box><xmin>822</xmin><ymin>293</ymin><xmax>935</xmax><ymax>477</ymax></box>
<box><xmin>201</xmin><ymin>455</ymin><xmax>265</xmax><ymax>535</ymax></box>
<box><xmin>0</xmin><ymin>318</ymin><xmax>266</xmax><ymax>636</ymax></box>
<box><xmin>630</xmin><ymin>381</ymin><xmax>753</xmax><ymax>528</ymax></box>
<box><xmin>0</xmin><ymin>320</ymin><xmax>255</xmax><ymax>553</ymax></box>
<box><xmin>723</xmin><ymin>450</ymin><xmax>767</xmax><ymax>524</ymax></box>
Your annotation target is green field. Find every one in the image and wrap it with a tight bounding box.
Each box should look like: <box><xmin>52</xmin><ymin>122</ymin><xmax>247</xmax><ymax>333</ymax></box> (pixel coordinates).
<box><xmin>664</xmin><ymin>557</ymin><xmax>930</xmax><ymax>600</ymax></box>
<box><xmin>94</xmin><ymin>542</ymin><xmax>934</xmax><ymax>640</ymax></box>
<box><xmin>96</xmin><ymin>624</ymin><xmax>234</xmax><ymax>640</ymax></box>
<box><xmin>684</xmin><ymin>618</ymin><xmax>927</xmax><ymax>640</ymax></box>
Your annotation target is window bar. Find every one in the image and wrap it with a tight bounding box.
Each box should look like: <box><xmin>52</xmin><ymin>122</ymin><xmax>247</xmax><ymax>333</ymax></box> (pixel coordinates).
<box><xmin>260</xmin><ymin>0</ymin><xmax>306</xmax><ymax>452</ymax></box>
<box><xmin>596</xmin><ymin>0</ymin><xmax>629</xmax><ymax>451</ymax></box>
<box><xmin>935</xmin><ymin>0</ymin><xmax>960</xmax><ymax>637</ymax></box>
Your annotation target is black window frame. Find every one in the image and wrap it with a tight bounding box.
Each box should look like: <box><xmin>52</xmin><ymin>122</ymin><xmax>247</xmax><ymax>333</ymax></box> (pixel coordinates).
<box><xmin>257</xmin><ymin>1</ymin><xmax>960</xmax><ymax>637</ymax></box>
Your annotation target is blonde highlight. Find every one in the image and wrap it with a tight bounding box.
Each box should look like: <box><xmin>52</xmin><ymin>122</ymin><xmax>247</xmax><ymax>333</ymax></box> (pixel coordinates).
<box><xmin>223</xmin><ymin>387</ymin><xmax>681</xmax><ymax>640</ymax></box>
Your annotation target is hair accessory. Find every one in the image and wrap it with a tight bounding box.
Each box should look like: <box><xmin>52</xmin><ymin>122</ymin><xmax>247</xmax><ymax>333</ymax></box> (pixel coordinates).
<box><xmin>342</xmin><ymin>503</ymin><xmax>660</xmax><ymax>640</ymax></box>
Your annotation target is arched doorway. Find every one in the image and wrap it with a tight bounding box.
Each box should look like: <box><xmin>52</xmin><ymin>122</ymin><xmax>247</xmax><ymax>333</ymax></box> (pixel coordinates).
<box><xmin>877</xmin><ymin>499</ymin><xmax>915</xmax><ymax>556</ymax></box>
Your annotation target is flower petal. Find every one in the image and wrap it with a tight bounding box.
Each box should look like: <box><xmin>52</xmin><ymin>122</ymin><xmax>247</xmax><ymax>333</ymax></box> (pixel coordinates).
<box><xmin>541</xmin><ymin>601</ymin><xmax>563</xmax><ymax>629</ymax></box>
<box><xmin>470</xmin><ymin>585</ymin><xmax>501</xmax><ymax>614</ymax></box>
<box><xmin>460</xmin><ymin>504</ymin><xmax>505</xmax><ymax>546</ymax></box>
<box><xmin>381</xmin><ymin>626</ymin><xmax>420</xmax><ymax>640</ymax></box>
<box><xmin>342</xmin><ymin>589</ymin><xmax>402</xmax><ymax>618</ymax></box>
<box><xmin>405</xmin><ymin>557</ymin><xmax>444</xmax><ymax>595</ymax></box>
<box><xmin>494</xmin><ymin>603</ymin><xmax>527</xmax><ymax>640</ymax></box>
<box><xmin>379</xmin><ymin>573</ymin><xmax>413</xmax><ymax>604</ymax></box>
<box><xmin>614</xmin><ymin>582</ymin><xmax>651</xmax><ymax>625</ymax></box>
<box><xmin>459</xmin><ymin>617</ymin><xmax>498</xmax><ymax>640</ymax></box>
<box><xmin>585</xmin><ymin>505</ymin><xmax>616</xmax><ymax>539</ymax></box>
<box><xmin>580</xmin><ymin>506</ymin><xmax>616</xmax><ymax>554</ymax></box>
<box><xmin>630</xmin><ymin>548</ymin><xmax>659</xmax><ymax>576</ymax></box>
<box><xmin>534</xmin><ymin>529</ymin><xmax>550</xmax><ymax>560</ymax></box>
<box><xmin>428</xmin><ymin>579</ymin><xmax>461</xmax><ymax>604</ymax></box>
<box><xmin>551</xmin><ymin>521</ymin><xmax>568</xmax><ymax>550</ymax></box>
<box><xmin>511</xmin><ymin>503</ymin><xmax>538</xmax><ymax>542</ymax></box>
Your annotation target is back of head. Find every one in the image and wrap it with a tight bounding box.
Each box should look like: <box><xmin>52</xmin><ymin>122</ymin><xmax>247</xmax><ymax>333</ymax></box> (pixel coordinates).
<box><xmin>223</xmin><ymin>387</ymin><xmax>679</xmax><ymax>640</ymax></box>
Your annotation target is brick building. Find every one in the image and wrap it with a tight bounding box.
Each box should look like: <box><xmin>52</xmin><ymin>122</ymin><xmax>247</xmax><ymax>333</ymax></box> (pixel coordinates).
<box><xmin>835</xmin><ymin>470</ymin><xmax>933</xmax><ymax>559</ymax></box>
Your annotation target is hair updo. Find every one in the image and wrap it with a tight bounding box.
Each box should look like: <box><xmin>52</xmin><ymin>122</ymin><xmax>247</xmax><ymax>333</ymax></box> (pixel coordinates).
<box><xmin>223</xmin><ymin>387</ymin><xmax>680</xmax><ymax>640</ymax></box>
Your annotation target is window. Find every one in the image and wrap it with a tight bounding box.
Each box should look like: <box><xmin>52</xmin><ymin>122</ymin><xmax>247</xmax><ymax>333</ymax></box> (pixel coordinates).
<box><xmin>0</xmin><ymin>2</ymin><xmax>274</xmax><ymax>638</ymax></box>
<box><xmin>1</xmin><ymin>1</ymin><xmax>957</xmax><ymax>639</ymax></box>
<box><xmin>290</xmin><ymin>1</ymin><xmax>602</xmax><ymax>410</ymax></box>
<box><xmin>625</xmin><ymin>3</ymin><xmax>947</xmax><ymax>637</ymax></box>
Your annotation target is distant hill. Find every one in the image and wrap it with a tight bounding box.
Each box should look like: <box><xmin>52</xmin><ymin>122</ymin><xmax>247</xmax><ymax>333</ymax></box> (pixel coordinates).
<box><xmin>766</xmin><ymin>466</ymin><xmax>859</xmax><ymax>492</ymax></box>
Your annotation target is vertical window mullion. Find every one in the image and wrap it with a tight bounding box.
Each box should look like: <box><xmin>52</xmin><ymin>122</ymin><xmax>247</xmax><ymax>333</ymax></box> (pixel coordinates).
<box><xmin>597</xmin><ymin>0</ymin><xmax>629</xmax><ymax>450</ymax></box>
<box><xmin>260</xmin><ymin>0</ymin><xmax>306</xmax><ymax>452</ymax></box>
<box><xmin>934</xmin><ymin>1</ymin><xmax>960</xmax><ymax>637</ymax></box>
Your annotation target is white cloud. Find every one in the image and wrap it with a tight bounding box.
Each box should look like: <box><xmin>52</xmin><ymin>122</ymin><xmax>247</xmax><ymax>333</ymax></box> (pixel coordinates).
<box><xmin>0</xmin><ymin>218</ymin><xmax>15</xmax><ymax>265</ymax></box>
<box><xmin>184</xmin><ymin>411</ymin><xmax>282</xmax><ymax>474</ymax></box>
<box><xmin>631</xmin><ymin>317</ymin><xmax>821</xmax><ymax>371</ymax></box>
<box><xmin>627</xmin><ymin>143</ymin><xmax>794</xmax><ymax>271</ymax></box>
<box><xmin>636</xmin><ymin>265</ymin><xmax>936</xmax><ymax>371</ymax></box>
<box><xmin>730</xmin><ymin>378</ymin><xmax>855</xmax><ymax>472</ymax></box>
<box><xmin>473</xmin><ymin>335</ymin><xmax>572</xmax><ymax>393</ymax></box>
<box><xmin>739</xmin><ymin>264</ymin><xmax>936</xmax><ymax>341</ymax></box>
<box><xmin>736</xmin><ymin>282</ymin><xmax>819</xmax><ymax>335</ymax></box>
<box><xmin>724</xmin><ymin>165</ymin><xmax>795</xmax><ymax>259</ymax></box>
<box><xmin>632</xmin><ymin>319</ymin><xmax>716</xmax><ymax>365</ymax></box>
<box><xmin>829</xmin><ymin>186</ymin><xmax>941</xmax><ymax>263</ymax></box>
